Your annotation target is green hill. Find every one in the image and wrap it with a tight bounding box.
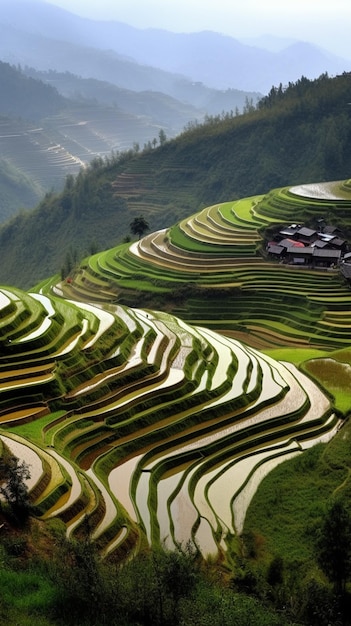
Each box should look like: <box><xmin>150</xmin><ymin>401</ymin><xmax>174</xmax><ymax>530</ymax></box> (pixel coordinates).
<box><xmin>60</xmin><ymin>180</ymin><xmax>351</xmax><ymax>360</ymax></box>
<box><xmin>2</xmin><ymin>72</ymin><xmax>351</xmax><ymax>289</ymax></box>
<box><xmin>0</xmin><ymin>60</ymin><xmax>65</xmax><ymax>120</ymax></box>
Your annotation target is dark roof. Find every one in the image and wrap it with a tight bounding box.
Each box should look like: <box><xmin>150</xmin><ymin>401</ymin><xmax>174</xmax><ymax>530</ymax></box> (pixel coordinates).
<box><xmin>297</xmin><ymin>227</ymin><xmax>317</xmax><ymax>238</ymax></box>
<box><xmin>313</xmin><ymin>249</ymin><xmax>341</xmax><ymax>259</ymax></box>
<box><xmin>286</xmin><ymin>247</ymin><xmax>341</xmax><ymax>259</ymax></box>
<box><xmin>287</xmin><ymin>246</ymin><xmax>313</xmax><ymax>256</ymax></box>
<box><xmin>324</xmin><ymin>225</ymin><xmax>341</xmax><ymax>235</ymax></box>
<box><xmin>330</xmin><ymin>237</ymin><xmax>346</xmax><ymax>247</ymax></box>
<box><xmin>341</xmin><ymin>264</ymin><xmax>351</xmax><ymax>279</ymax></box>
<box><xmin>313</xmin><ymin>239</ymin><xmax>329</xmax><ymax>248</ymax></box>
<box><xmin>343</xmin><ymin>252</ymin><xmax>351</xmax><ymax>261</ymax></box>
<box><xmin>267</xmin><ymin>245</ymin><xmax>284</xmax><ymax>255</ymax></box>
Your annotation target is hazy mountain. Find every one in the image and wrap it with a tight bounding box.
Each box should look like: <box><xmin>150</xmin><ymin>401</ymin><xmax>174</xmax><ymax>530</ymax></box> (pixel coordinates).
<box><xmin>1</xmin><ymin>1</ymin><xmax>349</xmax><ymax>220</ymax></box>
<box><xmin>0</xmin><ymin>2</ymin><xmax>260</xmax><ymax>104</ymax></box>
<box><xmin>100</xmin><ymin>27</ymin><xmax>349</xmax><ymax>92</ymax></box>
<box><xmin>0</xmin><ymin>1</ymin><xmax>262</xmax><ymax>217</ymax></box>
<box><xmin>0</xmin><ymin>61</ymin><xmax>200</xmax><ymax>216</ymax></box>
<box><xmin>0</xmin><ymin>59</ymin><xmax>260</xmax><ymax>218</ymax></box>
<box><xmin>1</xmin><ymin>0</ymin><xmax>350</xmax><ymax>93</ymax></box>
<box><xmin>0</xmin><ymin>59</ymin><xmax>65</xmax><ymax>119</ymax></box>
<box><xmin>239</xmin><ymin>35</ymin><xmax>299</xmax><ymax>53</ymax></box>
<box><xmin>23</xmin><ymin>68</ymin><xmax>259</xmax><ymax>119</ymax></box>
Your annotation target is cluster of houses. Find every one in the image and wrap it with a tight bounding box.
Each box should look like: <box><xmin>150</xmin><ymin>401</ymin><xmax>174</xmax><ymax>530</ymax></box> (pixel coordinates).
<box><xmin>266</xmin><ymin>222</ymin><xmax>351</xmax><ymax>270</ymax></box>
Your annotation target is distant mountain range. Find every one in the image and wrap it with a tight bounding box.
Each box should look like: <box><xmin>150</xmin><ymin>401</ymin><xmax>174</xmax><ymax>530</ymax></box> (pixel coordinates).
<box><xmin>0</xmin><ymin>1</ymin><xmax>264</xmax><ymax>216</ymax></box>
<box><xmin>1</xmin><ymin>0</ymin><xmax>351</xmax><ymax>219</ymax></box>
<box><xmin>0</xmin><ymin>60</ymin><xmax>260</xmax><ymax>217</ymax></box>
<box><xmin>1</xmin><ymin>0</ymin><xmax>350</xmax><ymax>93</ymax></box>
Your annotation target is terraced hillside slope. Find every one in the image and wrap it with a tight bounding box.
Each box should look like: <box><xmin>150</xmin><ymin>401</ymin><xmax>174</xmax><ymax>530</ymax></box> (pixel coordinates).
<box><xmin>2</xmin><ymin>178</ymin><xmax>351</xmax><ymax>567</ymax></box>
<box><xmin>0</xmin><ymin>59</ymin><xmax>224</xmax><ymax>218</ymax></box>
<box><xmin>63</xmin><ymin>179</ymin><xmax>351</xmax><ymax>352</ymax></box>
<box><xmin>0</xmin><ymin>285</ymin><xmax>340</xmax><ymax>564</ymax></box>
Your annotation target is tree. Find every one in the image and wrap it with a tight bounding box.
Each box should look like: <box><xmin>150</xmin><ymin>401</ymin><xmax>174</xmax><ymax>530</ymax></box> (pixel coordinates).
<box><xmin>130</xmin><ymin>215</ymin><xmax>150</xmax><ymax>239</ymax></box>
<box><xmin>316</xmin><ymin>499</ymin><xmax>351</xmax><ymax>594</ymax></box>
<box><xmin>116</xmin><ymin>545</ymin><xmax>197</xmax><ymax>626</ymax></box>
<box><xmin>53</xmin><ymin>536</ymin><xmax>102</xmax><ymax>623</ymax></box>
<box><xmin>0</xmin><ymin>454</ymin><xmax>31</xmax><ymax>520</ymax></box>
<box><xmin>159</xmin><ymin>129</ymin><xmax>167</xmax><ymax>146</ymax></box>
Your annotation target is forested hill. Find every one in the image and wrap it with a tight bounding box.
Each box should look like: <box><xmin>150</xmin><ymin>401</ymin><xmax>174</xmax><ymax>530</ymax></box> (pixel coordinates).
<box><xmin>0</xmin><ymin>60</ymin><xmax>65</xmax><ymax>120</ymax></box>
<box><xmin>2</xmin><ymin>72</ymin><xmax>351</xmax><ymax>289</ymax></box>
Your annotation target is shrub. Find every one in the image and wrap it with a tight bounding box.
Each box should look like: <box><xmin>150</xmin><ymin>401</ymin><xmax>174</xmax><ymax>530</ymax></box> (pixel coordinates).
<box><xmin>0</xmin><ymin>454</ymin><xmax>31</xmax><ymax>524</ymax></box>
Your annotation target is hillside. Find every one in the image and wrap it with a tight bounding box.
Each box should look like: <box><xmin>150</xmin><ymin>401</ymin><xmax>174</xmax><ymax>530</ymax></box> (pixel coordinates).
<box><xmin>62</xmin><ymin>179</ymin><xmax>351</xmax><ymax>359</ymax></box>
<box><xmin>0</xmin><ymin>62</ymin><xmax>199</xmax><ymax>218</ymax></box>
<box><xmin>1</xmin><ymin>170</ymin><xmax>349</xmax><ymax>557</ymax></box>
<box><xmin>0</xmin><ymin>60</ymin><xmax>259</xmax><ymax>219</ymax></box>
<box><xmin>1</xmin><ymin>172</ymin><xmax>351</xmax><ymax>623</ymax></box>
<box><xmin>0</xmin><ymin>154</ymin><xmax>44</xmax><ymax>222</ymax></box>
<box><xmin>2</xmin><ymin>72</ymin><xmax>351</xmax><ymax>289</ymax></box>
<box><xmin>24</xmin><ymin>67</ymin><xmax>259</xmax><ymax>120</ymax></box>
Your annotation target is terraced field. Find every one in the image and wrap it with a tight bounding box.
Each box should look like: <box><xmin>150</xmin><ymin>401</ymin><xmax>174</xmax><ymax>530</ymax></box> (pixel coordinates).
<box><xmin>63</xmin><ymin>180</ymin><xmax>351</xmax><ymax>351</ymax></box>
<box><xmin>0</xmin><ymin>283</ymin><xmax>340</xmax><ymax>563</ymax></box>
<box><xmin>1</xmin><ymin>179</ymin><xmax>351</xmax><ymax>564</ymax></box>
<box><xmin>0</xmin><ymin>117</ymin><xmax>84</xmax><ymax>191</ymax></box>
<box><xmin>0</xmin><ymin>102</ymin><xmax>183</xmax><ymax>203</ymax></box>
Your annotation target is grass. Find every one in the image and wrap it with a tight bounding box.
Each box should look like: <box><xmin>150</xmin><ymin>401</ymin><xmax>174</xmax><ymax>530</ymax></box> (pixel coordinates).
<box><xmin>303</xmin><ymin>358</ymin><xmax>351</xmax><ymax>414</ymax></box>
<box><xmin>244</xmin><ymin>417</ymin><xmax>351</xmax><ymax>566</ymax></box>
<box><xmin>219</xmin><ymin>196</ymin><xmax>267</xmax><ymax>226</ymax></box>
<box><xmin>264</xmin><ymin>347</ymin><xmax>328</xmax><ymax>365</ymax></box>
<box><xmin>0</xmin><ymin>561</ymin><xmax>57</xmax><ymax>625</ymax></box>
<box><xmin>8</xmin><ymin>411</ymin><xmax>67</xmax><ymax>445</ymax></box>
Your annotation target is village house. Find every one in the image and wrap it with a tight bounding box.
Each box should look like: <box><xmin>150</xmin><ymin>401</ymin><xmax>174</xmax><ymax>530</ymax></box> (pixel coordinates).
<box><xmin>266</xmin><ymin>222</ymin><xmax>349</xmax><ymax>268</ymax></box>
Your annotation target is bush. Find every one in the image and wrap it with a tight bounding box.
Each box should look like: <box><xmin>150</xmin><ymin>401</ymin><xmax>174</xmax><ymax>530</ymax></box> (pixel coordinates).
<box><xmin>0</xmin><ymin>454</ymin><xmax>31</xmax><ymax>524</ymax></box>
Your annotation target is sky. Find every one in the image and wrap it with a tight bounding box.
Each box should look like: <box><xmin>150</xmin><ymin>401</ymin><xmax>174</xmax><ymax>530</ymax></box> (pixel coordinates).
<box><xmin>37</xmin><ymin>0</ymin><xmax>351</xmax><ymax>59</ymax></box>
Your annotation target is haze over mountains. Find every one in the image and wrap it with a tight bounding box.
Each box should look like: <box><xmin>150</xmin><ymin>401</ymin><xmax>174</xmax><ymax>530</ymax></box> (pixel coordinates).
<box><xmin>1</xmin><ymin>0</ymin><xmax>351</xmax><ymax>220</ymax></box>
<box><xmin>1</xmin><ymin>0</ymin><xmax>350</xmax><ymax>92</ymax></box>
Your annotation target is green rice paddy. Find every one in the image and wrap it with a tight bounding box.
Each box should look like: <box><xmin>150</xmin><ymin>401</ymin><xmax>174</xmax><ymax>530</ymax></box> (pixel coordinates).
<box><xmin>1</xmin><ymin>178</ymin><xmax>351</xmax><ymax>565</ymax></box>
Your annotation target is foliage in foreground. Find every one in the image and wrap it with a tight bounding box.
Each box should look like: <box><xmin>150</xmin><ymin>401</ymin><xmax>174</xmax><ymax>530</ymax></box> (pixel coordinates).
<box><xmin>0</xmin><ymin>453</ymin><xmax>31</xmax><ymax>522</ymax></box>
<box><xmin>241</xmin><ymin>417</ymin><xmax>351</xmax><ymax>624</ymax></box>
<box><xmin>1</xmin><ymin>516</ymin><xmax>350</xmax><ymax>626</ymax></box>
<box><xmin>0</xmin><ymin>532</ymin><xmax>295</xmax><ymax>626</ymax></box>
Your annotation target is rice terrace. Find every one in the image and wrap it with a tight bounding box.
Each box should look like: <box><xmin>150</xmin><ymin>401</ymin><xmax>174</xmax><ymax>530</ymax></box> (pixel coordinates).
<box><xmin>2</xmin><ymin>177</ymin><xmax>351</xmax><ymax>570</ymax></box>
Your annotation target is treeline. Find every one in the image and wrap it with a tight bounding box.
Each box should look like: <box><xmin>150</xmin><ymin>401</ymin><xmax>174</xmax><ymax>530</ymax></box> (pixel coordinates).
<box><xmin>0</xmin><ymin>61</ymin><xmax>65</xmax><ymax>120</ymax></box>
<box><xmin>258</xmin><ymin>72</ymin><xmax>351</xmax><ymax>114</ymax></box>
<box><xmin>2</xmin><ymin>72</ymin><xmax>351</xmax><ymax>288</ymax></box>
